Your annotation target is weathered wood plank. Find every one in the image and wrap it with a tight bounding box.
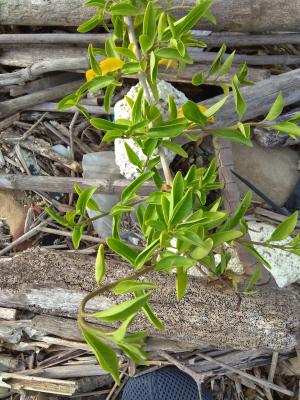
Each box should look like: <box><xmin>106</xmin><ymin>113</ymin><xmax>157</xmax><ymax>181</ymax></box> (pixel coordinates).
<box><xmin>0</xmin><ymin>0</ymin><xmax>300</xmax><ymax>32</ymax></box>
<box><xmin>1</xmin><ymin>32</ymin><xmax>300</xmax><ymax>47</ymax></box>
<box><xmin>0</xmin><ymin>47</ymin><xmax>269</xmax><ymax>86</ymax></box>
<box><xmin>0</xmin><ymin>249</ymin><xmax>298</xmax><ymax>351</ymax></box>
<box><xmin>0</xmin><ymin>175</ymin><xmax>155</xmax><ymax>195</ymax></box>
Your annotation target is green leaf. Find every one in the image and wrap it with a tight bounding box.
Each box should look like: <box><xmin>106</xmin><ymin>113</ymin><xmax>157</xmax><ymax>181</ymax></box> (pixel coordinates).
<box><xmin>45</xmin><ymin>208</ymin><xmax>68</xmax><ymax>227</ymax></box>
<box><xmin>221</xmin><ymin>192</ymin><xmax>252</xmax><ymax>231</ymax></box>
<box><xmin>190</xmin><ymin>238</ymin><xmax>214</xmax><ymax>260</ymax></box>
<box><xmin>106</xmin><ymin>238</ymin><xmax>138</xmax><ymax>265</ymax></box>
<box><xmin>243</xmin><ymin>245</ymin><xmax>272</xmax><ymax>269</ymax></box>
<box><xmin>269</xmin><ymin>211</ymin><xmax>298</xmax><ymax>241</ymax></box>
<box><xmin>118</xmin><ymin>342</ymin><xmax>148</xmax><ymax>364</ymax></box>
<box><xmin>84</xmin><ymin>0</ymin><xmax>105</xmax><ymax>6</ymax></box>
<box><xmin>110</xmin><ymin>2</ymin><xmax>138</xmax><ymax>15</ymax></box>
<box><xmin>169</xmin><ymin>189</ymin><xmax>193</xmax><ymax>227</ymax></box>
<box><xmin>148</xmin><ymin>123</ymin><xmax>186</xmax><ymax>138</ymax></box>
<box><xmin>135</xmin><ymin>239</ymin><xmax>160</xmax><ymax>269</ymax></box>
<box><xmin>209</xmin><ymin>128</ymin><xmax>252</xmax><ymax>145</ymax></box>
<box><xmin>91</xmin><ymin>293</ymin><xmax>150</xmax><ymax>322</ymax></box>
<box><xmin>78</xmin><ymin>76</ymin><xmax>118</xmax><ymax>95</ymax></box>
<box><xmin>161</xmin><ymin>196</ymin><xmax>170</xmax><ymax>224</ymax></box>
<box><xmin>95</xmin><ymin>244</ymin><xmax>105</xmax><ymax>284</ymax></box>
<box><xmin>121</xmin><ymin>171</ymin><xmax>154</xmax><ymax>203</ymax></box>
<box><xmin>232</xmin><ymin>78</ymin><xmax>247</xmax><ymax>119</ymax></box>
<box><xmin>142</xmin><ymin>3</ymin><xmax>156</xmax><ymax>51</ymax></box>
<box><xmin>217</xmin><ymin>51</ymin><xmax>235</xmax><ymax>76</ymax></box>
<box><xmin>110</xmin><ymin>204</ymin><xmax>134</xmax><ymax>216</ymax></box>
<box><xmin>177</xmin><ymin>40</ymin><xmax>186</xmax><ymax>57</ymax></box>
<box><xmin>102</xmin><ymin>130</ymin><xmax>124</xmax><ymax>141</ymax></box>
<box><xmin>142</xmin><ymin>303</ymin><xmax>164</xmax><ymax>330</ymax></box>
<box><xmin>76</xmin><ymin>186</ymin><xmax>97</xmax><ymax>216</ymax></box>
<box><xmin>182</xmin><ymin>100</ymin><xmax>207</xmax><ymax>126</ymax></box>
<box><xmin>173</xmin><ymin>0</ymin><xmax>213</xmax><ymax>36</ymax></box>
<box><xmin>246</xmin><ymin>265</ymin><xmax>261</xmax><ymax>291</ymax></box>
<box><xmin>155</xmin><ymin>48</ymin><xmax>193</xmax><ymax>64</ymax></box>
<box><xmin>57</xmin><ymin>93</ymin><xmax>77</xmax><ymax>111</ymax></box>
<box><xmin>211</xmin><ymin>230</ymin><xmax>243</xmax><ymax>247</ymax></box>
<box><xmin>104</xmin><ymin>84</ymin><xmax>116</xmax><ymax>114</ymax></box>
<box><xmin>72</xmin><ymin>224</ymin><xmax>84</xmax><ymax>249</ymax></box>
<box><xmin>265</xmin><ymin>92</ymin><xmax>284</xmax><ymax>121</ymax></box>
<box><xmin>208</xmin><ymin>44</ymin><xmax>226</xmax><ymax>76</ymax></box>
<box><xmin>112</xmin><ymin>16</ymin><xmax>124</xmax><ymax>39</ymax></box>
<box><xmin>131</xmin><ymin>88</ymin><xmax>144</xmax><ymax>123</ymax></box>
<box><xmin>156</xmin><ymin>255</ymin><xmax>195</xmax><ymax>272</ymax></box>
<box><xmin>88</xmin><ymin>43</ymin><xmax>101</xmax><ymax>75</ymax></box>
<box><xmin>203</xmin><ymin>96</ymin><xmax>228</xmax><ymax>118</ymax></box>
<box><xmin>90</xmin><ymin>118</ymin><xmax>127</xmax><ymax>131</ymax></box>
<box><xmin>150</xmin><ymin>52</ymin><xmax>158</xmax><ymax>83</ymax></box>
<box><xmin>171</xmin><ymin>171</ymin><xmax>184</xmax><ymax>213</ymax></box>
<box><xmin>112</xmin><ymin>214</ymin><xmax>121</xmax><ymax>240</ymax></box>
<box><xmin>157</xmin><ymin>13</ymin><xmax>167</xmax><ymax>41</ymax></box>
<box><xmin>122</xmin><ymin>62</ymin><xmax>143</xmax><ymax>74</ymax></box>
<box><xmin>192</xmin><ymin>72</ymin><xmax>205</xmax><ymax>86</ymax></box>
<box><xmin>113</xmin><ymin>314</ymin><xmax>136</xmax><ymax>342</ymax></box>
<box><xmin>124</xmin><ymin>143</ymin><xmax>142</xmax><ymax>168</ymax></box>
<box><xmin>105</xmin><ymin>37</ymin><xmax>118</xmax><ymax>58</ymax></box>
<box><xmin>162</xmin><ymin>140</ymin><xmax>188</xmax><ymax>158</ymax></box>
<box><xmin>271</xmin><ymin>122</ymin><xmax>300</xmax><ymax>138</ymax></box>
<box><xmin>168</xmin><ymin>96</ymin><xmax>177</xmax><ymax>120</ymax></box>
<box><xmin>176</xmin><ymin>267</ymin><xmax>188</xmax><ymax>300</ymax></box>
<box><xmin>81</xmin><ymin>326</ymin><xmax>119</xmax><ymax>384</ymax></box>
<box><xmin>77</xmin><ymin>15</ymin><xmax>99</xmax><ymax>33</ymax></box>
<box><xmin>74</xmin><ymin>183</ymin><xmax>101</xmax><ymax>212</ymax></box>
<box><xmin>113</xmin><ymin>280</ymin><xmax>157</xmax><ymax>295</ymax></box>
<box><xmin>113</xmin><ymin>46</ymin><xmax>137</xmax><ymax>60</ymax></box>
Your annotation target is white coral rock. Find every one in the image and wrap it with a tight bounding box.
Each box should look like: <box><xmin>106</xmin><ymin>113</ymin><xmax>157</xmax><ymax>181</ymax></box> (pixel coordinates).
<box><xmin>188</xmin><ymin>221</ymin><xmax>300</xmax><ymax>288</ymax></box>
<box><xmin>114</xmin><ymin>80</ymin><xmax>188</xmax><ymax>180</ymax></box>
<box><xmin>247</xmin><ymin>221</ymin><xmax>300</xmax><ymax>288</ymax></box>
<box><xmin>218</xmin><ymin>221</ymin><xmax>300</xmax><ymax>287</ymax></box>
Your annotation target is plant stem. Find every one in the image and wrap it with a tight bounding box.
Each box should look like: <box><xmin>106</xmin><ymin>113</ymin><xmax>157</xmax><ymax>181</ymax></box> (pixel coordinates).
<box><xmin>78</xmin><ymin>264</ymin><xmax>154</xmax><ymax>327</ymax></box>
<box><xmin>238</xmin><ymin>239</ymin><xmax>289</xmax><ymax>251</ymax></box>
<box><xmin>124</xmin><ymin>16</ymin><xmax>173</xmax><ymax>186</ymax></box>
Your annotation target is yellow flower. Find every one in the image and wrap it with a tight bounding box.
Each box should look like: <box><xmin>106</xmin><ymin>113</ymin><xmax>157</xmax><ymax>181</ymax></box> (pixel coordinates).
<box><xmin>85</xmin><ymin>69</ymin><xmax>97</xmax><ymax>81</ymax></box>
<box><xmin>100</xmin><ymin>57</ymin><xmax>124</xmax><ymax>75</ymax></box>
<box><xmin>85</xmin><ymin>58</ymin><xmax>125</xmax><ymax>81</ymax></box>
<box><xmin>158</xmin><ymin>58</ymin><xmax>178</xmax><ymax>70</ymax></box>
<box><xmin>177</xmin><ymin>104</ymin><xmax>215</xmax><ymax>124</ymax></box>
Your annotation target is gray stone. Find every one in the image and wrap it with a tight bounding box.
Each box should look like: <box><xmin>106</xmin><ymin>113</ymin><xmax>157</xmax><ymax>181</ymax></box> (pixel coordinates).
<box><xmin>232</xmin><ymin>142</ymin><xmax>299</xmax><ymax>205</ymax></box>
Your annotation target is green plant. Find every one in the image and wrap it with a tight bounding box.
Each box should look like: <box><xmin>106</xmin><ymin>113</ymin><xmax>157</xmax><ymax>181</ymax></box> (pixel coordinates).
<box><xmin>49</xmin><ymin>0</ymin><xmax>300</xmax><ymax>383</ymax></box>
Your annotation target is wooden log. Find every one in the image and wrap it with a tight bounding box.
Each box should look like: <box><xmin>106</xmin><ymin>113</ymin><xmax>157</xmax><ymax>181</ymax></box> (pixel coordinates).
<box><xmin>1</xmin><ymin>32</ymin><xmax>300</xmax><ymax>47</ymax></box>
<box><xmin>0</xmin><ymin>373</ymin><xmax>78</xmax><ymax>395</ymax></box>
<box><xmin>0</xmin><ymin>80</ymin><xmax>84</xmax><ymax>119</ymax></box>
<box><xmin>0</xmin><ymin>0</ymin><xmax>300</xmax><ymax>32</ymax></box>
<box><xmin>204</xmin><ymin>67</ymin><xmax>300</xmax><ymax>127</ymax></box>
<box><xmin>0</xmin><ymin>175</ymin><xmax>155</xmax><ymax>195</ymax></box>
<box><xmin>0</xmin><ymin>248</ymin><xmax>298</xmax><ymax>351</ymax></box>
<box><xmin>0</xmin><ymin>47</ymin><xmax>270</xmax><ymax>85</ymax></box>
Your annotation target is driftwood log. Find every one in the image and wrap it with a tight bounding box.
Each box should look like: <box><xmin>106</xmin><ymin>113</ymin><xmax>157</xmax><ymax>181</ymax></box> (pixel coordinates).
<box><xmin>1</xmin><ymin>32</ymin><xmax>300</xmax><ymax>47</ymax></box>
<box><xmin>0</xmin><ymin>80</ymin><xmax>84</xmax><ymax>119</ymax></box>
<box><xmin>0</xmin><ymin>47</ymin><xmax>270</xmax><ymax>86</ymax></box>
<box><xmin>0</xmin><ymin>0</ymin><xmax>300</xmax><ymax>32</ymax></box>
<box><xmin>0</xmin><ymin>248</ymin><xmax>299</xmax><ymax>352</ymax></box>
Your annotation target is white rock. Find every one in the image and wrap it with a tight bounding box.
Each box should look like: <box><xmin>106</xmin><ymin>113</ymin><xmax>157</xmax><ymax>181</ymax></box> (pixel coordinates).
<box><xmin>188</xmin><ymin>221</ymin><xmax>300</xmax><ymax>287</ymax></box>
<box><xmin>210</xmin><ymin>221</ymin><xmax>300</xmax><ymax>287</ymax></box>
<box><xmin>247</xmin><ymin>221</ymin><xmax>300</xmax><ymax>288</ymax></box>
<box><xmin>114</xmin><ymin>80</ymin><xmax>188</xmax><ymax>180</ymax></box>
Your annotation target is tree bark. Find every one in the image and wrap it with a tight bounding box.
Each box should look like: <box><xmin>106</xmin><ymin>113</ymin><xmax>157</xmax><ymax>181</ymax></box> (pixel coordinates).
<box><xmin>0</xmin><ymin>248</ymin><xmax>298</xmax><ymax>352</ymax></box>
<box><xmin>0</xmin><ymin>0</ymin><xmax>299</xmax><ymax>32</ymax></box>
